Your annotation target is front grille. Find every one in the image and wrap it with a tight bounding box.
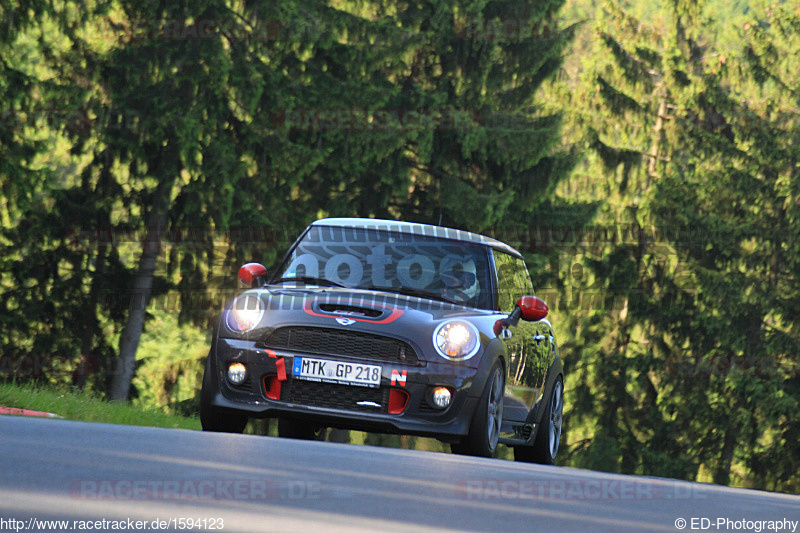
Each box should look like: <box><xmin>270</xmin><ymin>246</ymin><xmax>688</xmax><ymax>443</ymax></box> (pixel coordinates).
<box><xmin>262</xmin><ymin>326</ymin><xmax>420</xmax><ymax>365</ymax></box>
<box><xmin>279</xmin><ymin>379</ymin><xmax>389</xmax><ymax>413</ymax></box>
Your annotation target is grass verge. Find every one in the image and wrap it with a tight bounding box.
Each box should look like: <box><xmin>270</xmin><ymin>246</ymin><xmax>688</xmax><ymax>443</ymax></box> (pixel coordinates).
<box><xmin>0</xmin><ymin>382</ymin><xmax>201</xmax><ymax>430</ymax></box>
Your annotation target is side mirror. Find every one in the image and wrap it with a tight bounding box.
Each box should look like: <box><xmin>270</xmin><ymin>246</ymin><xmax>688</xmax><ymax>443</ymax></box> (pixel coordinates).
<box><xmin>499</xmin><ymin>295</ymin><xmax>548</xmax><ymax>331</ymax></box>
<box><xmin>238</xmin><ymin>263</ymin><xmax>268</xmax><ymax>288</ymax></box>
<box><xmin>516</xmin><ymin>296</ymin><xmax>548</xmax><ymax>321</ymax></box>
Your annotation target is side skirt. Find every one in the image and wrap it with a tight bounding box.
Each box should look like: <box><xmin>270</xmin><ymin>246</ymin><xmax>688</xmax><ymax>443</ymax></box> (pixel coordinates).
<box><xmin>499</xmin><ymin>422</ymin><xmax>536</xmax><ymax>447</ymax></box>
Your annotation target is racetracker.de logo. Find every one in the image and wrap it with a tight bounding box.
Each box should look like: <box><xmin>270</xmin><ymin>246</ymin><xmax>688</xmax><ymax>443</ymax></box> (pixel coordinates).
<box><xmin>128</xmin><ymin>18</ymin><xmax>280</xmax><ymax>40</ymax></box>
<box><xmin>455</xmin><ymin>479</ymin><xmax>706</xmax><ymax>501</ymax></box>
<box><xmin>68</xmin><ymin>479</ymin><xmax>321</xmax><ymax>501</ymax></box>
<box><xmin>455</xmin><ymin>18</ymin><xmax>562</xmax><ymax>40</ymax></box>
<box><xmin>269</xmin><ymin>109</ymin><xmax>482</xmax><ymax>131</ymax></box>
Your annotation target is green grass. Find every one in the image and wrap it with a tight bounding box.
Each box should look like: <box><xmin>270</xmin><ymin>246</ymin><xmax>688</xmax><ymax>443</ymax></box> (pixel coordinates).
<box><xmin>0</xmin><ymin>382</ymin><xmax>201</xmax><ymax>430</ymax></box>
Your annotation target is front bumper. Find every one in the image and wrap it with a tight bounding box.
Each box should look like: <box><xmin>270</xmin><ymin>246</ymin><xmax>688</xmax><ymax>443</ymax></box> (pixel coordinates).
<box><xmin>207</xmin><ymin>337</ymin><xmax>485</xmax><ymax>438</ymax></box>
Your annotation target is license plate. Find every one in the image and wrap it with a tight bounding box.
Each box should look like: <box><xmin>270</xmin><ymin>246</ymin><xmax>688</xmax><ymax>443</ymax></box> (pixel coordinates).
<box><xmin>292</xmin><ymin>357</ymin><xmax>381</xmax><ymax>388</ymax></box>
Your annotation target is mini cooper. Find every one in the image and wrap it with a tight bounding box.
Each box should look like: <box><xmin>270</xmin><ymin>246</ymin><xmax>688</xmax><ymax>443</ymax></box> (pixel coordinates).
<box><xmin>200</xmin><ymin>218</ymin><xmax>564</xmax><ymax>462</ymax></box>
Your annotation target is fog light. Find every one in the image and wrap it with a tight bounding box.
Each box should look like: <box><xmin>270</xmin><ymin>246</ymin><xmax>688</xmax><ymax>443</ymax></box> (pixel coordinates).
<box><xmin>432</xmin><ymin>387</ymin><xmax>452</xmax><ymax>408</ymax></box>
<box><xmin>227</xmin><ymin>362</ymin><xmax>247</xmax><ymax>385</ymax></box>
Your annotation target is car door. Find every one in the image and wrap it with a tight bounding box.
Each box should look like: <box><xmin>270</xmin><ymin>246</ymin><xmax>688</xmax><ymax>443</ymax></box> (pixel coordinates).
<box><xmin>493</xmin><ymin>250</ymin><xmax>554</xmax><ymax>424</ymax></box>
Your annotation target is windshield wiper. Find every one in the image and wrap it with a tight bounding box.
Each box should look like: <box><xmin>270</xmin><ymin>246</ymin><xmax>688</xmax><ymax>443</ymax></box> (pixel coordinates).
<box><xmin>365</xmin><ymin>285</ymin><xmax>457</xmax><ymax>304</ymax></box>
<box><xmin>271</xmin><ymin>276</ymin><xmax>346</xmax><ymax>288</ymax></box>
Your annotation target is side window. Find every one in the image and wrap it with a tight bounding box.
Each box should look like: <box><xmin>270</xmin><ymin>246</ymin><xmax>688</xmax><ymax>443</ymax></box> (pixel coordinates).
<box><xmin>494</xmin><ymin>250</ymin><xmax>533</xmax><ymax>312</ymax></box>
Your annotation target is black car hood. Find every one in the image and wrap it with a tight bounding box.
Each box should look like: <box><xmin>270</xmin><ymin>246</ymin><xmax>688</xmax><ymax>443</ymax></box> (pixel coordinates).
<box><xmin>264</xmin><ymin>285</ymin><xmax>492</xmax><ymax>320</ymax></box>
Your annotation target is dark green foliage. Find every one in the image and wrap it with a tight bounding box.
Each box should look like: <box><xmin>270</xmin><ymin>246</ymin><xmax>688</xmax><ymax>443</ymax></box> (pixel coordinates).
<box><xmin>547</xmin><ymin>0</ymin><xmax>800</xmax><ymax>492</ymax></box>
<box><xmin>1</xmin><ymin>0</ymin><xmax>573</xmax><ymax>397</ymax></box>
<box><xmin>2</xmin><ymin>0</ymin><xmax>798</xmax><ymax>493</ymax></box>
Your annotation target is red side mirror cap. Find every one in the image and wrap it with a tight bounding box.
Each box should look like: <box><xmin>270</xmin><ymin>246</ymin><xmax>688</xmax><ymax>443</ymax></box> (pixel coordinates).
<box><xmin>238</xmin><ymin>263</ymin><xmax>268</xmax><ymax>288</ymax></box>
<box><xmin>516</xmin><ymin>296</ymin><xmax>548</xmax><ymax>321</ymax></box>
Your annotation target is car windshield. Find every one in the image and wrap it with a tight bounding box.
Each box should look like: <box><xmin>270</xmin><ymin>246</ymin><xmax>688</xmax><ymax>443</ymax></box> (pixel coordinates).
<box><xmin>272</xmin><ymin>225</ymin><xmax>493</xmax><ymax>309</ymax></box>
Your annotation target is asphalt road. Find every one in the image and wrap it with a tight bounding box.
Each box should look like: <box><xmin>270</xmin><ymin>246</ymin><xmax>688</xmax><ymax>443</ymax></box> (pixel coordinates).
<box><xmin>0</xmin><ymin>416</ymin><xmax>797</xmax><ymax>533</ymax></box>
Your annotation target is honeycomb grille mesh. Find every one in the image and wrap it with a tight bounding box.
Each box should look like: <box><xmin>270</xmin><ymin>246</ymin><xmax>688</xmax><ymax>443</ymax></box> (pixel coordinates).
<box><xmin>279</xmin><ymin>379</ymin><xmax>389</xmax><ymax>413</ymax></box>
<box><xmin>263</xmin><ymin>326</ymin><xmax>420</xmax><ymax>365</ymax></box>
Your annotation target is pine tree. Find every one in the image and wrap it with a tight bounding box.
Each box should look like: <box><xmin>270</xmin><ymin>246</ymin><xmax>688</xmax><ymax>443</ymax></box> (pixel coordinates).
<box><xmin>542</xmin><ymin>0</ymin><xmax>800</xmax><ymax>490</ymax></box>
<box><xmin>2</xmin><ymin>0</ymin><xmax>577</xmax><ymax>401</ymax></box>
<box><xmin>647</xmin><ymin>0</ymin><xmax>800</xmax><ymax>490</ymax></box>
<box><xmin>274</xmin><ymin>0</ymin><xmax>579</xmax><ymax>231</ymax></box>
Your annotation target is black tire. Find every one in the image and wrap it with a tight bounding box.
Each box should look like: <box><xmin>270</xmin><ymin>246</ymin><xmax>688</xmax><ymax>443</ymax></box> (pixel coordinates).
<box><xmin>515</xmin><ymin>375</ymin><xmax>563</xmax><ymax>464</ymax></box>
<box><xmin>451</xmin><ymin>360</ymin><xmax>504</xmax><ymax>458</ymax></box>
<box><xmin>277</xmin><ymin>418</ymin><xmax>327</xmax><ymax>441</ymax></box>
<box><xmin>200</xmin><ymin>357</ymin><xmax>248</xmax><ymax>433</ymax></box>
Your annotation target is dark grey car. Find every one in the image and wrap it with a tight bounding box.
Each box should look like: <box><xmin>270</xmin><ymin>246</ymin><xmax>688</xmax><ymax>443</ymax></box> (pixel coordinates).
<box><xmin>201</xmin><ymin>218</ymin><xmax>563</xmax><ymax>462</ymax></box>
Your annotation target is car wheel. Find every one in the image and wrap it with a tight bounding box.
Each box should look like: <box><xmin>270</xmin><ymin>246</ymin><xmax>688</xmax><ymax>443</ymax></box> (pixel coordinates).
<box><xmin>451</xmin><ymin>360</ymin><xmax>504</xmax><ymax>458</ymax></box>
<box><xmin>515</xmin><ymin>375</ymin><xmax>563</xmax><ymax>464</ymax></box>
<box><xmin>278</xmin><ymin>418</ymin><xmax>327</xmax><ymax>440</ymax></box>
<box><xmin>200</xmin><ymin>358</ymin><xmax>248</xmax><ymax>433</ymax></box>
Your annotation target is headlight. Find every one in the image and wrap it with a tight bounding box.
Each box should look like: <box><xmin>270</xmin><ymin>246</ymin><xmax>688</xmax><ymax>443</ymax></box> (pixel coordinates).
<box><xmin>433</xmin><ymin>320</ymin><xmax>480</xmax><ymax>361</ymax></box>
<box><xmin>226</xmin><ymin>294</ymin><xmax>265</xmax><ymax>332</ymax></box>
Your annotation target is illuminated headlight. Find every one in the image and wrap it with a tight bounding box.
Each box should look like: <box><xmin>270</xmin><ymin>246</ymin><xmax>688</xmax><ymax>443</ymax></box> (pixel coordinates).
<box><xmin>226</xmin><ymin>294</ymin><xmax>265</xmax><ymax>332</ymax></box>
<box><xmin>433</xmin><ymin>320</ymin><xmax>480</xmax><ymax>361</ymax></box>
<box><xmin>227</xmin><ymin>362</ymin><xmax>247</xmax><ymax>385</ymax></box>
<box><xmin>431</xmin><ymin>386</ymin><xmax>452</xmax><ymax>408</ymax></box>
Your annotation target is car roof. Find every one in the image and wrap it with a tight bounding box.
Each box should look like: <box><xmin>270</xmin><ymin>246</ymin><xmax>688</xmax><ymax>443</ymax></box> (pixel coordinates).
<box><xmin>311</xmin><ymin>218</ymin><xmax>523</xmax><ymax>259</ymax></box>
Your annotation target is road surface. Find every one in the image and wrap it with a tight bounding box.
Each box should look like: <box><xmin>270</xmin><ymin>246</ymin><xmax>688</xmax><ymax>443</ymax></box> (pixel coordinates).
<box><xmin>0</xmin><ymin>416</ymin><xmax>797</xmax><ymax>532</ymax></box>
